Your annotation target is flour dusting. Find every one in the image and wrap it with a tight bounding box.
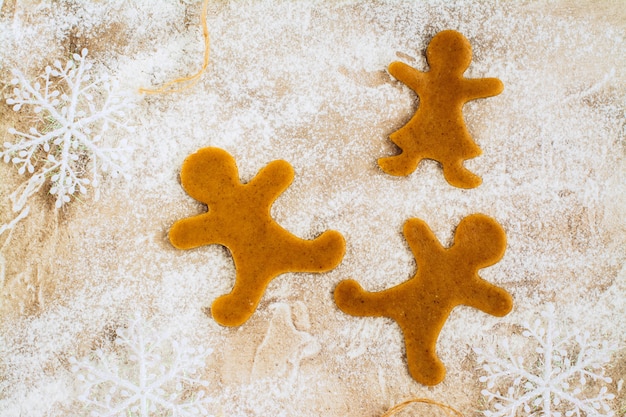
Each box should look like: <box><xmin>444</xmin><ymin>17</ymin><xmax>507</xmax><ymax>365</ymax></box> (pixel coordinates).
<box><xmin>0</xmin><ymin>1</ymin><xmax>624</xmax><ymax>416</ymax></box>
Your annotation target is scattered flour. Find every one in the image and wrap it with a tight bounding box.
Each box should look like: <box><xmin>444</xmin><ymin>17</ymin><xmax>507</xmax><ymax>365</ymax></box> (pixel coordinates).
<box><xmin>0</xmin><ymin>0</ymin><xmax>624</xmax><ymax>416</ymax></box>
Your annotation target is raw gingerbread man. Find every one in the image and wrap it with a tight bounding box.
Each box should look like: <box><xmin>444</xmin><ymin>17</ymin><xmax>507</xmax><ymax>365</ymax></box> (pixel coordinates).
<box><xmin>378</xmin><ymin>30</ymin><xmax>504</xmax><ymax>188</ymax></box>
<box><xmin>169</xmin><ymin>147</ymin><xmax>346</xmax><ymax>327</ymax></box>
<box><xmin>334</xmin><ymin>214</ymin><xmax>512</xmax><ymax>386</ymax></box>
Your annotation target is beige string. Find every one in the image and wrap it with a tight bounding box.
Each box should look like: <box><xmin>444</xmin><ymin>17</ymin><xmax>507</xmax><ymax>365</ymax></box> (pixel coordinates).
<box><xmin>381</xmin><ymin>398</ymin><xmax>464</xmax><ymax>417</ymax></box>
<box><xmin>139</xmin><ymin>0</ymin><xmax>210</xmax><ymax>94</ymax></box>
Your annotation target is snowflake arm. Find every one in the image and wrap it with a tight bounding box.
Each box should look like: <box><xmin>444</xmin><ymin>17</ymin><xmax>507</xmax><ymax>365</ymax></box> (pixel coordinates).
<box><xmin>475</xmin><ymin>304</ymin><xmax>617</xmax><ymax>417</ymax></box>
<box><xmin>2</xmin><ymin>48</ymin><xmax>135</xmax><ymax>209</ymax></box>
<box><xmin>476</xmin><ymin>341</ymin><xmax>548</xmax><ymax>416</ymax></box>
<box><xmin>70</xmin><ymin>316</ymin><xmax>216</xmax><ymax>417</ymax></box>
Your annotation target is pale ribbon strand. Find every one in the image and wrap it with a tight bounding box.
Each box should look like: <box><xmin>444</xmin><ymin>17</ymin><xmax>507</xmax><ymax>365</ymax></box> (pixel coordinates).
<box><xmin>381</xmin><ymin>398</ymin><xmax>465</xmax><ymax>417</ymax></box>
<box><xmin>139</xmin><ymin>0</ymin><xmax>210</xmax><ymax>95</ymax></box>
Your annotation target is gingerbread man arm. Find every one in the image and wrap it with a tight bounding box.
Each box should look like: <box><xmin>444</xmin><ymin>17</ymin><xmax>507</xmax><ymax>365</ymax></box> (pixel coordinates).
<box><xmin>388</xmin><ymin>61</ymin><xmax>426</xmax><ymax>93</ymax></box>
<box><xmin>169</xmin><ymin>214</ymin><xmax>223</xmax><ymax>250</ymax></box>
<box><xmin>462</xmin><ymin>77</ymin><xmax>504</xmax><ymax>101</ymax></box>
<box><xmin>334</xmin><ymin>279</ymin><xmax>390</xmax><ymax>317</ymax></box>
<box><xmin>461</xmin><ymin>277</ymin><xmax>513</xmax><ymax>317</ymax></box>
<box><xmin>403</xmin><ymin>218</ymin><xmax>442</xmax><ymax>265</ymax></box>
<box><xmin>247</xmin><ymin>159</ymin><xmax>295</xmax><ymax>208</ymax></box>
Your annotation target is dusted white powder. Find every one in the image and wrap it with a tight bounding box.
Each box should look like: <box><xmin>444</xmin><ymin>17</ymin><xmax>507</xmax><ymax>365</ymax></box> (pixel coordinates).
<box><xmin>0</xmin><ymin>1</ymin><xmax>624</xmax><ymax>416</ymax></box>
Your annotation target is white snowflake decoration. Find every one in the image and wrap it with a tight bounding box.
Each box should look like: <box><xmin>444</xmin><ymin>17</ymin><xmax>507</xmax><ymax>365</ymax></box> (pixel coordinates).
<box><xmin>474</xmin><ymin>304</ymin><xmax>617</xmax><ymax>417</ymax></box>
<box><xmin>70</xmin><ymin>316</ymin><xmax>216</xmax><ymax>417</ymax></box>
<box><xmin>2</xmin><ymin>48</ymin><xmax>134</xmax><ymax>209</ymax></box>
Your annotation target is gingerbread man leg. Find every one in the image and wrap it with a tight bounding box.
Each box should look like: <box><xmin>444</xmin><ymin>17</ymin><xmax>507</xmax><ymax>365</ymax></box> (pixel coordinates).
<box><xmin>212</xmin><ymin>231</ymin><xmax>345</xmax><ymax>327</ymax></box>
<box><xmin>441</xmin><ymin>158</ymin><xmax>482</xmax><ymax>189</ymax></box>
<box><xmin>399</xmin><ymin>306</ymin><xmax>450</xmax><ymax>386</ymax></box>
<box><xmin>278</xmin><ymin>230</ymin><xmax>346</xmax><ymax>272</ymax></box>
<box><xmin>334</xmin><ymin>279</ymin><xmax>392</xmax><ymax>317</ymax></box>
<box><xmin>378</xmin><ymin>152</ymin><xmax>421</xmax><ymax>177</ymax></box>
<box><xmin>210</xmin><ymin>230</ymin><xmax>345</xmax><ymax>327</ymax></box>
<box><xmin>211</xmin><ymin>266</ymin><xmax>273</xmax><ymax>326</ymax></box>
<box><xmin>378</xmin><ymin>129</ymin><xmax>424</xmax><ymax>177</ymax></box>
<box><xmin>336</xmin><ymin>280</ymin><xmax>450</xmax><ymax>385</ymax></box>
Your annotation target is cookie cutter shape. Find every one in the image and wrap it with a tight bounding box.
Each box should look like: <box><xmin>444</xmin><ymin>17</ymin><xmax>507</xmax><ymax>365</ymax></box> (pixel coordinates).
<box><xmin>334</xmin><ymin>214</ymin><xmax>512</xmax><ymax>385</ymax></box>
<box><xmin>170</xmin><ymin>147</ymin><xmax>346</xmax><ymax>326</ymax></box>
<box><xmin>379</xmin><ymin>30</ymin><xmax>504</xmax><ymax>188</ymax></box>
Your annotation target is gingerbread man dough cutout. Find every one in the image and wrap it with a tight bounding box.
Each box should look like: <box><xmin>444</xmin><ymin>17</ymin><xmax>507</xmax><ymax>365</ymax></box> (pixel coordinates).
<box><xmin>169</xmin><ymin>147</ymin><xmax>345</xmax><ymax>327</ymax></box>
<box><xmin>334</xmin><ymin>214</ymin><xmax>512</xmax><ymax>386</ymax></box>
<box><xmin>378</xmin><ymin>30</ymin><xmax>504</xmax><ymax>188</ymax></box>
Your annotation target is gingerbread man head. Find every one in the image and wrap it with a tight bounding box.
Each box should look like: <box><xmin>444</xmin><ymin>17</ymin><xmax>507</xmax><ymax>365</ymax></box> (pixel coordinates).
<box><xmin>178</xmin><ymin>147</ymin><xmax>241</xmax><ymax>208</ymax></box>
<box><xmin>426</xmin><ymin>30</ymin><xmax>473</xmax><ymax>75</ymax></box>
<box><xmin>449</xmin><ymin>212</ymin><xmax>507</xmax><ymax>269</ymax></box>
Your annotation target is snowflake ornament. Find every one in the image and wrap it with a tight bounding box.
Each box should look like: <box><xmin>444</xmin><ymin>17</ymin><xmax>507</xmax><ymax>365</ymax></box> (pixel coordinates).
<box><xmin>2</xmin><ymin>48</ymin><xmax>134</xmax><ymax>209</ymax></box>
<box><xmin>474</xmin><ymin>304</ymin><xmax>617</xmax><ymax>417</ymax></box>
<box><xmin>70</xmin><ymin>316</ymin><xmax>216</xmax><ymax>417</ymax></box>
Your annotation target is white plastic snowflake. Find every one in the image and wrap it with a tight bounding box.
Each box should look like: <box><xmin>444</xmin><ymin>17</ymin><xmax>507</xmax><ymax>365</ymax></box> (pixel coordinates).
<box><xmin>70</xmin><ymin>316</ymin><xmax>216</xmax><ymax>417</ymax></box>
<box><xmin>474</xmin><ymin>304</ymin><xmax>617</xmax><ymax>417</ymax></box>
<box><xmin>2</xmin><ymin>48</ymin><xmax>134</xmax><ymax>209</ymax></box>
